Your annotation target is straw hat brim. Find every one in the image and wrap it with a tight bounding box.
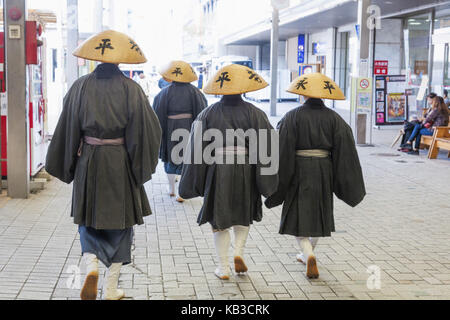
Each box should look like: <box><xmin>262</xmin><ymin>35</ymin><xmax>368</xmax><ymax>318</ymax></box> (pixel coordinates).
<box><xmin>286</xmin><ymin>89</ymin><xmax>347</xmax><ymax>101</ymax></box>
<box><xmin>287</xmin><ymin>73</ymin><xmax>346</xmax><ymax>101</ymax></box>
<box><xmin>203</xmin><ymin>64</ymin><xmax>269</xmax><ymax>95</ymax></box>
<box><xmin>73</xmin><ymin>30</ymin><xmax>147</xmax><ymax>65</ymax></box>
<box><xmin>203</xmin><ymin>84</ymin><xmax>269</xmax><ymax>95</ymax></box>
<box><xmin>159</xmin><ymin>61</ymin><xmax>198</xmax><ymax>83</ymax></box>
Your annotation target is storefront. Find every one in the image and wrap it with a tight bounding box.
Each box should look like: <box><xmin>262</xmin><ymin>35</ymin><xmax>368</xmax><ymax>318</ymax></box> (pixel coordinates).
<box><xmin>374</xmin><ymin>3</ymin><xmax>450</xmax><ymax>125</ymax></box>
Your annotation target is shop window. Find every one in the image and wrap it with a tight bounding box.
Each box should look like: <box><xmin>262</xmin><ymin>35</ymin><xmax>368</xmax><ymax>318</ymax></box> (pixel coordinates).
<box><xmin>405</xmin><ymin>14</ymin><xmax>431</xmax><ymax>87</ymax></box>
<box><xmin>444</xmin><ymin>43</ymin><xmax>450</xmax><ymax>86</ymax></box>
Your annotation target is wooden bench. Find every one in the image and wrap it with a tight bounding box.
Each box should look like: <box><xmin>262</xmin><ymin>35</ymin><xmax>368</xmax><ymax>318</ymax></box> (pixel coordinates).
<box><xmin>418</xmin><ymin>109</ymin><xmax>433</xmax><ymax>149</ymax></box>
<box><xmin>421</xmin><ymin>134</ymin><xmax>434</xmax><ymax>150</ymax></box>
<box><xmin>427</xmin><ymin>127</ymin><xmax>450</xmax><ymax>159</ymax></box>
<box><xmin>420</xmin><ymin>116</ymin><xmax>450</xmax><ymax>158</ymax></box>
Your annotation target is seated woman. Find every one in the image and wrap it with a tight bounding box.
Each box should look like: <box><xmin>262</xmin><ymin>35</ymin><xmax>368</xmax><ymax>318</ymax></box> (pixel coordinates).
<box><xmin>404</xmin><ymin>96</ymin><xmax>449</xmax><ymax>155</ymax></box>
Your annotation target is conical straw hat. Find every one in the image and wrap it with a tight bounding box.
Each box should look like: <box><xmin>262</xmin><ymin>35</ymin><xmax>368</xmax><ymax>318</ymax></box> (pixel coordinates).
<box><xmin>73</xmin><ymin>30</ymin><xmax>147</xmax><ymax>65</ymax></box>
<box><xmin>159</xmin><ymin>61</ymin><xmax>198</xmax><ymax>83</ymax></box>
<box><xmin>287</xmin><ymin>73</ymin><xmax>345</xmax><ymax>100</ymax></box>
<box><xmin>203</xmin><ymin>64</ymin><xmax>268</xmax><ymax>95</ymax></box>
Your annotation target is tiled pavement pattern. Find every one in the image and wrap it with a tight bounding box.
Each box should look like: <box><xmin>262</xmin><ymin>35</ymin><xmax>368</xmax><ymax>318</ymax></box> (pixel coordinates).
<box><xmin>0</xmin><ymin>104</ymin><xmax>449</xmax><ymax>300</ymax></box>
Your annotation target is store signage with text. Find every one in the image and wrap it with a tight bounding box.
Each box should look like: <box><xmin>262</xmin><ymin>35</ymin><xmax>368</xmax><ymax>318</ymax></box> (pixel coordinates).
<box><xmin>374</xmin><ymin>60</ymin><xmax>388</xmax><ymax>75</ymax></box>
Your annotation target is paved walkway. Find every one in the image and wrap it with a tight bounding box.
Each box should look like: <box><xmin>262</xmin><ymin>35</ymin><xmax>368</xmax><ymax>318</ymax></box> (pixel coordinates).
<box><xmin>0</xmin><ymin>102</ymin><xmax>449</xmax><ymax>300</ymax></box>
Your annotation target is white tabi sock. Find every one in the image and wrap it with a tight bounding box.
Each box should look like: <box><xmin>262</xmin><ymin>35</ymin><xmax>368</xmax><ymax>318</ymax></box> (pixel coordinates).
<box><xmin>167</xmin><ymin>174</ymin><xmax>176</xmax><ymax>196</ymax></box>
<box><xmin>297</xmin><ymin>237</ymin><xmax>315</xmax><ymax>260</ymax></box>
<box><xmin>233</xmin><ymin>226</ymin><xmax>250</xmax><ymax>258</ymax></box>
<box><xmin>104</xmin><ymin>263</ymin><xmax>125</xmax><ymax>300</ymax></box>
<box><xmin>80</xmin><ymin>253</ymin><xmax>99</xmax><ymax>300</ymax></box>
<box><xmin>84</xmin><ymin>253</ymin><xmax>98</xmax><ymax>275</ymax></box>
<box><xmin>175</xmin><ymin>175</ymin><xmax>185</xmax><ymax>202</ymax></box>
<box><xmin>213</xmin><ymin>230</ymin><xmax>231</xmax><ymax>279</ymax></box>
<box><xmin>297</xmin><ymin>238</ymin><xmax>320</xmax><ymax>279</ymax></box>
<box><xmin>296</xmin><ymin>238</ymin><xmax>319</xmax><ymax>263</ymax></box>
<box><xmin>310</xmin><ymin>237</ymin><xmax>319</xmax><ymax>251</ymax></box>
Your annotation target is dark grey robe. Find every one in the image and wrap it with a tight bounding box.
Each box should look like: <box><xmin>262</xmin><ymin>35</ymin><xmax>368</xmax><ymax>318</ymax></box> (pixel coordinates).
<box><xmin>153</xmin><ymin>82</ymin><xmax>207</xmax><ymax>165</ymax></box>
<box><xmin>79</xmin><ymin>226</ymin><xmax>133</xmax><ymax>268</ymax></box>
<box><xmin>179</xmin><ymin>95</ymin><xmax>279</xmax><ymax>230</ymax></box>
<box><xmin>265</xmin><ymin>98</ymin><xmax>366</xmax><ymax>237</ymax></box>
<box><xmin>46</xmin><ymin>64</ymin><xmax>162</xmax><ymax>230</ymax></box>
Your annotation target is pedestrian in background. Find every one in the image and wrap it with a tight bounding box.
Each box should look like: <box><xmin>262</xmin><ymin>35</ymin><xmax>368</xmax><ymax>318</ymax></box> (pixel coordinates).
<box><xmin>46</xmin><ymin>30</ymin><xmax>162</xmax><ymax>300</ymax></box>
<box><xmin>405</xmin><ymin>96</ymin><xmax>449</xmax><ymax>155</ymax></box>
<box><xmin>153</xmin><ymin>61</ymin><xmax>208</xmax><ymax>202</ymax></box>
<box><xmin>444</xmin><ymin>89</ymin><xmax>450</xmax><ymax>108</ymax></box>
<box><xmin>137</xmin><ymin>72</ymin><xmax>151</xmax><ymax>98</ymax></box>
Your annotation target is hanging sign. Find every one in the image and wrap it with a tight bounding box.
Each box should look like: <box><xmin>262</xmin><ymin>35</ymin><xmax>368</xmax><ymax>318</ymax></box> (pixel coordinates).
<box><xmin>416</xmin><ymin>75</ymin><xmax>429</xmax><ymax>101</ymax></box>
<box><xmin>298</xmin><ymin>34</ymin><xmax>305</xmax><ymax>64</ymax></box>
<box><xmin>356</xmin><ymin>77</ymin><xmax>372</xmax><ymax>114</ymax></box>
<box><xmin>374</xmin><ymin>60</ymin><xmax>388</xmax><ymax>75</ymax></box>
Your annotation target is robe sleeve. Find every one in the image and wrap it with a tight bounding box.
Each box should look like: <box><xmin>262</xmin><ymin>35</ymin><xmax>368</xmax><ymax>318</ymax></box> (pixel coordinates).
<box><xmin>264</xmin><ymin>112</ymin><xmax>296</xmax><ymax>208</ymax></box>
<box><xmin>332</xmin><ymin>122</ymin><xmax>366</xmax><ymax>207</ymax></box>
<box><xmin>126</xmin><ymin>82</ymin><xmax>162</xmax><ymax>186</ymax></box>
<box><xmin>254</xmin><ymin>111</ymin><xmax>279</xmax><ymax>198</ymax></box>
<box><xmin>179</xmin><ymin>111</ymin><xmax>208</xmax><ymax>199</ymax></box>
<box><xmin>152</xmin><ymin>89</ymin><xmax>168</xmax><ymax>162</ymax></box>
<box><xmin>191</xmin><ymin>87</ymin><xmax>208</xmax><ymax>119</ymax></box>
<box><xmin>45</xmin><ymin>78</ymin><xmax>84</xmax><ymax>184</ymax></box>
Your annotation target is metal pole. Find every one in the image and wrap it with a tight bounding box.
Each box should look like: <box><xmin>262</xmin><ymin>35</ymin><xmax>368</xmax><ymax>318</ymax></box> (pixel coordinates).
<box><xmin>427</xmin><ymin>9</ymin><xmax>435</xmax><ymax>94</ymax></box>
<box><xmin>66</xmin><ymin>0</ymin><xmax>79</xmax><ymax>88</ymax></box>
<box><xmin>356</xmin><ymin>0</ymin><xmax>370</xmax><ymax>145</ymax></box>
<box><xmin>370</xmin><ymin>26</ymin><xmax>377</xmax><ymax>145</ymax></box>
<box><xmin>332</xmin><ymin>27</ymin><xmax>338</xmax><ymax>109</ymax></box>
<box><xmin>270</xmin><ymin>7</ymin><xmax>279</xmax><ymax>117</ymax></box>
<box><xmin>4</xmin><ymin>0</ymin><xmax>30</xmax><ymax>198</ymax></box>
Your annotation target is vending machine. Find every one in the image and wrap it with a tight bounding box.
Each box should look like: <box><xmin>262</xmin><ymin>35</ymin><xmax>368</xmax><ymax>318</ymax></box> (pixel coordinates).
<box><xmin>0</xmin><ymin>31</ymin><xmax>7</xmax><ymax>178</ymax></box>
<box><xmin>27</xmin><ymin>21</ymin><xmax>47</xmax><ymax>176</ymax></box>
<box><xmin>1</xmin><ymin>21</ymin><xmax>48</xmax><ymax>178</ymax></box>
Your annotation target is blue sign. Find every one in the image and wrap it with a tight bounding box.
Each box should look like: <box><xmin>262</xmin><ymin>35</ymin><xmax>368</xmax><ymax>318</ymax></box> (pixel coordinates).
<box><xmin>299</xmin><ymin>65</ymin><xmax>314</xmax><ymax>76</ymax></box>
<box><xmin>312</xmin><ymin>43</ymin><xmax>318</xmax><ymax>55</ymax></box>
<box><xmin>355</xmin><ymin>24</ymin><xmax>360</xmax><ymax>40</ymax></box>
<box><xmin>298</xmin><ymin>34</ymin><xmax>305</xmax><ymax>64</ymax></box>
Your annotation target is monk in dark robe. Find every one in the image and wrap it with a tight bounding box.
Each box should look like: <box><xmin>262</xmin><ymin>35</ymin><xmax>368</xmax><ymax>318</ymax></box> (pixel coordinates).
<box><xmin>153</xmin><ymin>61</ymin><xmax>207</xmax><ymax>202</ymax></box>
<box><xmin>45</xmin><ymin>31</ymin><xmax>161</xmax><ymax>300</ymax></box>
<box><xmin>266</xmin><ymin>73</ymin><xmax>366</xmax><ymax>279</ymax></box>
<box><xmin>179</xmin><ymin>64</ymin><xmax>279</xmax><ymax>280</ymax></box>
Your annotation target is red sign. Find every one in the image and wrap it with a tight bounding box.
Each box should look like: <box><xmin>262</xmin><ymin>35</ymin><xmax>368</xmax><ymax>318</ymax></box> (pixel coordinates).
<box><xmin>374</xmin><ymin>60</ymin><xmax>388</xmax><ymax>75</ymax></box>
<box><xmin>360</xmin><ymin>79</ymin><xmax>370</xmax><ymax>89</ymax></box>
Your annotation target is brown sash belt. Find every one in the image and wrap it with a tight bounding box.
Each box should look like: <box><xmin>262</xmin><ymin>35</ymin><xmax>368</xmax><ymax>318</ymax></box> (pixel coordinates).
<box><xmin>296</xmin><ymin>149</ymin><xmax>330</xmax><ymax>158</ymax></box>
<box><xmin>78</xmin><ymin>136</ymin><xmax>125</xmax><ymax>156</ymax></box>
<box><xmin>215</xmin><ymin>146</ymin><xmax>248</xmax><ymax>155</ymax></box>
<box><xmin>168</xmin><ymin>113</ymin><xmax>193</xmax><ymax>120</ymax></box>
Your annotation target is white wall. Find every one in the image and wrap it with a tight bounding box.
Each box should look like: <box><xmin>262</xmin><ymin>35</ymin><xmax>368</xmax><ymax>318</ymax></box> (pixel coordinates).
<box><xmin>308</xmin><ymin>28</ymin><xmax>335</xmax><ymax>78</ymax></box>
<box><xmin>287</xmin><ymin>36</ymin><xmax>299</xmax><ymax>72</ymax></box>
<box><xmin>374</xmin><ymin>19</ymin><xmax>403</xmax><ymax>75</ymax></box>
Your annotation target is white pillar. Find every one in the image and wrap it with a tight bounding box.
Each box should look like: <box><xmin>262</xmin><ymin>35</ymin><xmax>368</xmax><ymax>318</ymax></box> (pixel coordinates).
<box><xmin>66</xmin><ymin>0</ymin><xmax>79</xmax><ymax>88</ymax></box>
<box><xmin>270</xmin><ymin>7</ymin><xmax>279</xmax><ymax>117</ymax></box>
<box><xmin>93</xmin><ymin>0</ymin><xmax>103</xmax><ymax>32</ymax></box>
